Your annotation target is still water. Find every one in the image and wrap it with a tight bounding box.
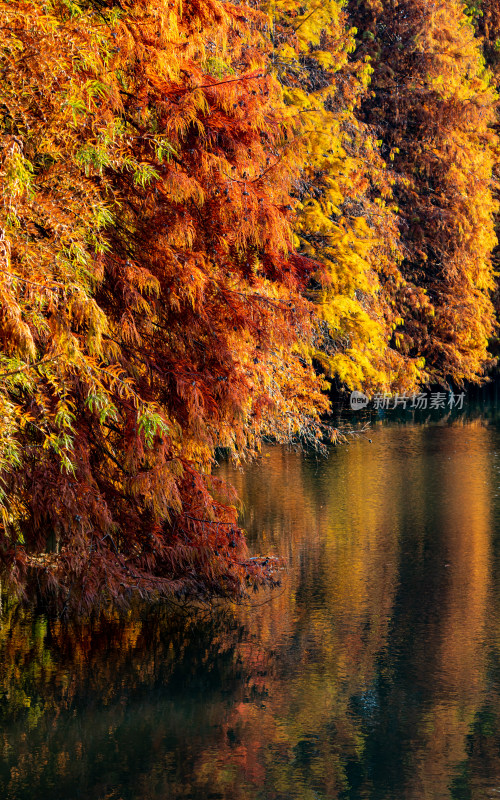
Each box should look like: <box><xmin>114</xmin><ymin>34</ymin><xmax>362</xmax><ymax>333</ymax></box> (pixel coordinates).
<box><xmin>2</xmin><ymin>411</ymin><xmax>500</xmax><ymax>799</ymax></box>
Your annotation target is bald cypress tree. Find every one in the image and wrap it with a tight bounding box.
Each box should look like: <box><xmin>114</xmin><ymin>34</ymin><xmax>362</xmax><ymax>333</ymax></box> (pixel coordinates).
<box><xmin>348</xmin><ymin>0</ymin><xmax>499</xmax><ymax>385</ymax></box>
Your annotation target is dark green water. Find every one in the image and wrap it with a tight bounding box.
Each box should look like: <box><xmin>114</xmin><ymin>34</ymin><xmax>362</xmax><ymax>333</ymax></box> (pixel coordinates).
<box><xmin>2</xmin><ymin>409</ymin><xmax>500</xmax><ymax>799</ymax></box>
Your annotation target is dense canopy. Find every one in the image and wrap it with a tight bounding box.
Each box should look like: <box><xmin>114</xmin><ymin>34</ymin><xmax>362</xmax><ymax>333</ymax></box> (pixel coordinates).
<box><xmin>0</xmin><ymin>0</ymin><xmax>498</xmax><ymax>612</ymax></box>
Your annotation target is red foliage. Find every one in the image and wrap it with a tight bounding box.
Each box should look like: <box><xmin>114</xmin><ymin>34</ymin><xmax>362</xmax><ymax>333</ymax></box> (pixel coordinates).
<box><xmin>0</xmin><ymin>0</ymin><xmax>329</xmax><ymax>613</ymax></box>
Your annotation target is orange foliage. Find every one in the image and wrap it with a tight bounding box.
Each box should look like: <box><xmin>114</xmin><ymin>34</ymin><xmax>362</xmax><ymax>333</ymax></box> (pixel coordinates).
<box><xmin>0</xmin><ymin>0</ymin><xmax>330</xmax><ymax>612</ymax></box>
<box><xmin>1</xmin><ymin>0</ymin><xmax>500</xmax><ymax>614</ymax></box>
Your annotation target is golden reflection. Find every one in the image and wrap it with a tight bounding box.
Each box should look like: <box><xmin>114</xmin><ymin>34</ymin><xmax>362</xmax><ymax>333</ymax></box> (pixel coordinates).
<box><xmin>400</xmin><ymin>425</ymin><xmax>492</xmax><ymax>800</ymax></box>
<box><xmin>213</xmin><ymin>431</ymin><xmax>403</xmax><ymax>798</ymax></box>
<box><xmin>0</xmin><ymin>420</ymin><xmax>497</xmax><ymax>800</ymax></box>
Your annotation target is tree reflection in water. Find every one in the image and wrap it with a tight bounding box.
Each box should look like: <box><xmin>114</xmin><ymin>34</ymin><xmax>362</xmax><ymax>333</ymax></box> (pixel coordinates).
<box><xmin>1</xmin><ymin>419</ymin><xmax>500</xmax><ymax>800</ymax></box>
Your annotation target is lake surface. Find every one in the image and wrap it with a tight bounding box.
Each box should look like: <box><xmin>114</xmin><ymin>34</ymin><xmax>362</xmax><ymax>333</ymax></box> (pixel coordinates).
<box><xmin>2</xmin><ymin>406</ymin><xmax>500</xmax><ymax>799</ymax></box>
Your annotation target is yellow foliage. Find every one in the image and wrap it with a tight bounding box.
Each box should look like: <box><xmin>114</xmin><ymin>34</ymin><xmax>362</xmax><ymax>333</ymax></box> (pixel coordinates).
<box><xmin>268</xmin><ymin>0</ymin><xmax>424</xmax><ymax>392</ymax></box>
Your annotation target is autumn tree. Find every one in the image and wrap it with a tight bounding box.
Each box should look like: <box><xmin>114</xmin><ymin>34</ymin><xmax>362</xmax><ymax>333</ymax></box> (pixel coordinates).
<box><xmin>348</xmin><ymin>0</ymin><xmax>499</xmax><ymax>384</ymax></box>
<box><xmin>266</xmin><ymin>0</ymin><xmax>424</xmax><ymax>392</ymax></box>
<box><xmin>464</xmin><ymin>0</ymin><xmax>500</xmax><ymax>355</ymax></box>
<box><xmin>468</xmin><ymin>0</ymin><xmax>500</xmax><ymax>74</ymax></box>
<box><xmin>0</xmin><ymin>0</ymin><xmax>330</xmax><ymax>613</ymax></box>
